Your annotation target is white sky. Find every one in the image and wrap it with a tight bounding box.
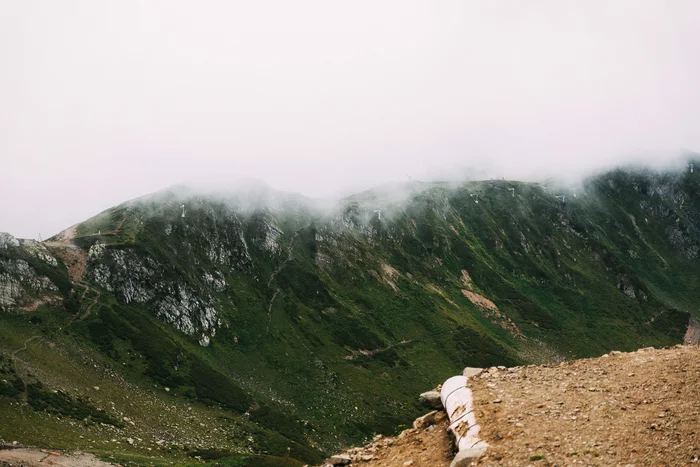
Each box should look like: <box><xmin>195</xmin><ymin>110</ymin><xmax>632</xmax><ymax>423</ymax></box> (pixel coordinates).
<box><xmin>2</xmin><ymin>1</ymin><xmax>700</xmax><ymax>238</ymax></box>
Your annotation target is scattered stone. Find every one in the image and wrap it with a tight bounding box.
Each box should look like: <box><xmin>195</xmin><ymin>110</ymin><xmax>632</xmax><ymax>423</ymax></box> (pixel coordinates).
<box><xmin>126</xmin><ymin>438</ymin><xmax>134</xmax><ymax>445</ymax></box>
<box><xmin>419</xmin><ymin>390</ymin><xmax>444</xmax><ymax>410</ymax></box>
<box><xmin>329</xmin><ymin>454</ymin><xmax>351</xmax><ymax>465</ymax></box>
<box><xmin>463</xmin><ymin>367</ymin><xmax>484</xmax><ymax>379</ymax></box>
<box><xmin>450</xmin><ymin>446</ymin><xmax>488</xmax><ymax>466</ymax></box>
<box><xmin>413</xmin><ymin>410</ymin><xmax>438</xmax><ymax>429</ymax></box>
<box><xmin>403</xmin><ymin>460</ymin><xmax>414</xmax><ymax>466</ymax></box>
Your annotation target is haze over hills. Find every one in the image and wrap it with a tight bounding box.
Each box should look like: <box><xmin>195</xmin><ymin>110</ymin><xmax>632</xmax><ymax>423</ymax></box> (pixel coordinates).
<box><xmin>1</xmin><ymin>163</ymin><xmax>700</xmax><ymax>466</ymax></box>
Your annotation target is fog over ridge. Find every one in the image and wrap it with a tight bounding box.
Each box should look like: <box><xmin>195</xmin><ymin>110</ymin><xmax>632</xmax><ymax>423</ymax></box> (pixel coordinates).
<box><xmin>2</xmin><ymin>1</ymin><xmax>699</xmax><ymax>238</ymax></box>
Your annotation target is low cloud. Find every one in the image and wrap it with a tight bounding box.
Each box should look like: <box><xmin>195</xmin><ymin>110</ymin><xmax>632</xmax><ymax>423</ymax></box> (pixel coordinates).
<box><xmin>2</xmin><ymin>1</ymin><xmax>699</xmax><ymax>238</ymax></box>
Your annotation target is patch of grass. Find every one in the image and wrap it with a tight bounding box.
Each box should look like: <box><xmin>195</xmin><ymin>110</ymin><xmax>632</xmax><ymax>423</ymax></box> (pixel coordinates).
<box><xmin>26</xmin><ymin>381</ymin><xmax>122</xmax><ymax>427</ymax></box>
<box><xmin>190</xmin><ymin>357</ymin><xmax>251</xmax><ymax>413</ymax></box>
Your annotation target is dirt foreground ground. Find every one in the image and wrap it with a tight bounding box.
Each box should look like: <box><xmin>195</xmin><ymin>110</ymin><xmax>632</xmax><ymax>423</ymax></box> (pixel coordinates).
<box><xmin>0</xmin><ymin>448</ymin><xmax>117</xmax><ymax>467</ymax></box>
<box><xmin>322</xmin><ymin>345</ymin><xmax>700</xmax><ymax>466</ymax></box>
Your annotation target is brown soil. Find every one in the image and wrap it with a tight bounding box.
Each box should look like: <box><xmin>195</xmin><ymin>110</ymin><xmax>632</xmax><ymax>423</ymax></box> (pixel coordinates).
<box><xmin>50</xmin><ymin>224</ymin><xmax>79</xmax><ymax>244</ymax></box>
<box><xmin>461</xmin><ymin>289</ymin><xmax>498</xmax><ymax>312</ymax></box>
<box><xmin>46</xmin><ymin>245</ymin><xmax>86</xmax><ymax>282</ymax></box>
<box><xmin>324</xmin><ymin>411</ymin><xmax>454</xmax><ymax>467</ymax></box>
<box><xmin>0</xmin><ymin>448</ymin><xmax>117</xmax><ymax>466</ymax></box>
<box><xmin>324</xmin><ymin>345</ymin><xmax>700</xmax><ymax>467</ymax></box>
<box><xmin>19</xmin><ymin>296</ymin><xmax>60</xmax><ymax>312</ymax></box>
<box><xmin>473</xmin><ymin>345</ymin><xmax>700</xmax><ymax>466</ymax></box>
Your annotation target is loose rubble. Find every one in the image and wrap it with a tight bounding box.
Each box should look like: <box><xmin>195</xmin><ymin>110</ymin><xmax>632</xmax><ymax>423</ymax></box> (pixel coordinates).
<box><xmin>320</xmin><ymin>395</ymin><xmax>454</xmax><ymax>467</ymax></box>
<box><xmin>319</xmin><ymin>345</ymin><xmax>700</xmax><ymax>467</ymax></box>
<box><xmin>418</xmin><ymin>391</ymin><xmax>443</xmax><ymax>410</ymax></box>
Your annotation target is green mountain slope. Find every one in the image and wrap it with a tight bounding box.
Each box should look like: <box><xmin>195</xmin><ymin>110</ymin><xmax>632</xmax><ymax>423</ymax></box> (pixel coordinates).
<box><xmin>1</xmin><ymin>165</ymin><xmax>698</xmax><ymax>465</ymax></box>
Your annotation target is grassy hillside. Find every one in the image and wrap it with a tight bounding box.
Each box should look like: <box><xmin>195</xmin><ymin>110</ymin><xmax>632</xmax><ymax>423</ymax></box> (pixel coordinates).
<box><xmin>1</xmin><ymin>165</ymin><xmax>698</xmax><ymax>465</ymax></box>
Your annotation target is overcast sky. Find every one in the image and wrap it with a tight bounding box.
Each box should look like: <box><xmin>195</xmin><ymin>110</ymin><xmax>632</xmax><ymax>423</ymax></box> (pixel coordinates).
<box><xmin>2</xmin><ymin>1</ymin><xmax>700</xmax><ymax>238</ymax></box>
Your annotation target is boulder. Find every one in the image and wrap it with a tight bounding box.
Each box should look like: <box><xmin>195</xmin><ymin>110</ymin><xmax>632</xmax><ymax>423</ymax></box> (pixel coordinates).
<box><xmin>418</xmin><ymin>390</ymin><xmax>444</xmax><ymax>410</ymax></box>
<box><xmin>329</xmin><ymin>454</ymin><xmax>351</xmax><ymax>465</ymax></box>
<box><xmin>0</xmin><ymin>233</ymin><xmax>19</xmax><ymax>249</ymax></box>
<box><xmin>449</xmin><ymin>446</ymin><xmax>488</xmax><ymax>467</ymax></box>
<box><xmin>463</xmin><ymin>367</ymin><xmax>484</xmax><ymax>379</ymax></box>
<box><xmin>413</xmin><ymin>410</ymin><xmax>438</xmax><ymax>429</ymax></box>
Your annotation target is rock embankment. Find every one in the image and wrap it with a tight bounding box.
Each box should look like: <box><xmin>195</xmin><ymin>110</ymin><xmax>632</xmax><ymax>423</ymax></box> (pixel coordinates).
<box><xmin>320</xmin><ymin>411</ymin><xmax>454</xmax><ymax>467</ymax></box>
<box><xmin>320</xmin><ymin>344</ymin><xmax>700</xmax><ymax>467</ymax></box>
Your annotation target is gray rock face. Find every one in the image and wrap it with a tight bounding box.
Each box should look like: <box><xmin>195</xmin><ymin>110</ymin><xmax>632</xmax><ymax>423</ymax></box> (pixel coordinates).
<box><xmin>87</xmin><ymin>242</ymin><xmax>221</xmax><ymax>346</ymax></box>
<box><xmin>0</xmin><ymin>258</ymin><xmax>58</xmax><ymax>311</ymax></box>
<box><xmin>418</xmin><ymin>391</ymin><xmax>444</xmax><ymax>410</ymax></box>
<box><xmin>19</xmin><ymin>239</ymin><xmax>58</xmax><ymax>266</ymax></box>
<box><xmin>203</xmin><ymin>271</ymin><xmax>227</xmax><ymax>292</ymax></box>
<box><xmin>248</xmin><ymin>212</ymin><xmax>284</xmax><ymax>253</ymax></box>
<box><xmin>0</xmin><ymin>233</ymin><xmax>20</xmax><ymax>249</ymax></box>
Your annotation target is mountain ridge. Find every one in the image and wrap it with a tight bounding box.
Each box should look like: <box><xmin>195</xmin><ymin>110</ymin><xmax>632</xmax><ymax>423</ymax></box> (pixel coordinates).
<box><xmin>1</xmin><ymin>164</ymin><xmax>699</xmax><ymax>465</ymax></box>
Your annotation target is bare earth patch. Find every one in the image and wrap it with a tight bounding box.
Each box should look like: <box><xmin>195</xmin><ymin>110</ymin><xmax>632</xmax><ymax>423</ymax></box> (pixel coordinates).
<box><xmin>460</xmin><ymin>289</ymin><xmax>498</xmax><ymax>312</ymax></box>
<box><xmin>325</xmin><ymin>345</ymin><xmax>700</xmax><ymax>467</ymax></box>
<box><xmin>460</xmin><ymin>289</ymin><xmax>524</xmax><ymax>340</ymax></box>
<box><xmin>322</xmin><ymin>411</ymin><xmax>454</xmax><ymax>467</ymax></box>
<box><xmin>0</xmin><ymin>448</ymin><xmax>118</xmax><ymax>466</ymax></box>
<box><xmin>472</xmin><ymin>345</ymin><xmax>700</xmax><ymax>466</ymax></box>
<box><xmin>47</xmin><ymin>244</ymin><xmax>87</xmax><ymax>282</ymax></box>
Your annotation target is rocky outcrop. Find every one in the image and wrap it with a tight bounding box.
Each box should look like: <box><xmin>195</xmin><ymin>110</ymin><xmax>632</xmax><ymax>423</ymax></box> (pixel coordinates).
<box><xmin>685</xmin><ymin>317</ymin><xmax>700</xmax><ymax>344</ymax></box>
<box><xmin>418</xmin><ymin>391</ymin><xmax>444</xmax><ymax>410</ymax></box>
<box><xmin>0</xmin><ymin>232</ymin><xmax>20</xmax><ymax>249</ymax></box>
<box><xmin>19</xmin><ymin>239</ymin><xmax>58</xmax><ymax>267</ymax></box>
<box><xmin>0</xmin><ymin>258</ymin><xmax>58</xmax><ymax>311</ymax></box>
<box><xmin>87</xmin><ymin>242</ymin><xmax>221</xmax><ymax>346</ymax></box>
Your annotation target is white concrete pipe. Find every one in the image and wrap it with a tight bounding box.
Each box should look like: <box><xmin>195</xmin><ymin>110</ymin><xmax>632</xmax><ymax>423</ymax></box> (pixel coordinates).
<box><xmin>441</xmin><ymin>375</ymin><xmax>488</xmax><ymax>466</ymax></box>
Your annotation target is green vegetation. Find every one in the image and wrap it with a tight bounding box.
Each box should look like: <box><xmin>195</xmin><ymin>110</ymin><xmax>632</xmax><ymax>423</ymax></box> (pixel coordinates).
<box><xmin>2</xmin><ymin>164</ymin><xmax>700</xmax><ymax>465</ymax></box>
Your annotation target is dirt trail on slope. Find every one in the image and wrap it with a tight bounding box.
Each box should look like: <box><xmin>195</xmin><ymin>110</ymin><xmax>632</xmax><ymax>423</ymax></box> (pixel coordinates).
<box><xmin>323</xmin><ymin>345</ymin><xmax>700</xmax><ymax>467</ymax></box>
<box><xmin>47</xmin><ymin>246</ymin><xmax>87</xmax><ymax>282</ymax></box>
<box><xmin>50</xmin><ymin>224</ymin><xmax>79</xmax><ymax>244</ymax></box>
<box><xmin>44</xmin><ymin>223</ymin><xmax>87</xmax><ymax>282</ymax></box>
<box><xmin>0</xmin><ymin>448</ymin><xmax>118</xmax><ymax>466</ymax></box>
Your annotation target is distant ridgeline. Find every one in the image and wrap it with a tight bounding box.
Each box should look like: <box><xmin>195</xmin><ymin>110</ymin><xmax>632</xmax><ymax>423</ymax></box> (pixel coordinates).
<box><xmin>1</xmin><ymin>164</ymin><xmax>698</xmax><ymax>465</ymax></box>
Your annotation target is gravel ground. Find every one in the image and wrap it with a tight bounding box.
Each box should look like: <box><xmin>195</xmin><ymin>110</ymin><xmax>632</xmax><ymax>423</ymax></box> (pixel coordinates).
<box><xmin>322</xmin><ymin>345</ymin><xmax>700</xmax><ymax>467</ymax></box>
<box><xmin>0</xmin><ymin>448</ymin><xmax>118</xmax><ymax>466</ymax></box>
<box><xmin>472</xmin><ymin>345</ymin><xmax>700</xmax><ymax>466</ymax></box>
